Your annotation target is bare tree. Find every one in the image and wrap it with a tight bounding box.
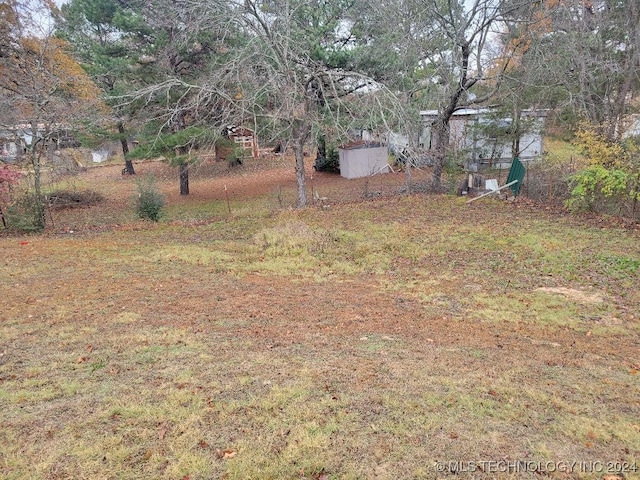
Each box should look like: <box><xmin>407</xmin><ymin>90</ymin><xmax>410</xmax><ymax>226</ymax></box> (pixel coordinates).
<box><xmin>193</xmin><ymin>0</ymin><xmax>411</xmax><ymax>207</ymax></box>
<box><xmin>421</xmin><ymin>0</ymin><xmax>538</xmax><ymax>189</ymax></box>
<box><xmin>355</xmin><ymin>0</ymin><xmax>535</xmax><ymax>190</ymax></box>
<box><xmin>1</xmin><ymin>0</ymin><xmax>102</xmax><ymax>228</ymax></box>
<box><xmin>512</xmin><ymin>0</ymin><xmax>640</xmax><ymax>139</ymax></box>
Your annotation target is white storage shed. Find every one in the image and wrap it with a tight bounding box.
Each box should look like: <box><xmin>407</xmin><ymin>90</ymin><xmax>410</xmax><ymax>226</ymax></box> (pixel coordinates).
<box><xmin>338</xmin><ymin>141</ymin><xmax>390</xmax><ymax>179</ymax></box>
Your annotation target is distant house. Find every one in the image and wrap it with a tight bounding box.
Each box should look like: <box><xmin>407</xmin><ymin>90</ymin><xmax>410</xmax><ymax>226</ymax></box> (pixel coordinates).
<box><xmin>419</xmin><ymin>108</ymin><xmax>548</xmax><ymax>171</ymax></box>
<box><xmin>0</xmin><ymin>123</ymin><xmax>80</xmax><ymax>163</ymax></box>
<box><xmin>338</xmin><ymin>140</ymin><xmax>390</xmax><ymax>179</ymax></box>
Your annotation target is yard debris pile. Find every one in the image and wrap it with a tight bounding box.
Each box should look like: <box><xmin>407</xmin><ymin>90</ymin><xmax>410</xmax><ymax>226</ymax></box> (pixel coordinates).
<box><xmin>46</xmin><ymin>189</ymin><xmax>104</xmax><ymax>210</ymax></box>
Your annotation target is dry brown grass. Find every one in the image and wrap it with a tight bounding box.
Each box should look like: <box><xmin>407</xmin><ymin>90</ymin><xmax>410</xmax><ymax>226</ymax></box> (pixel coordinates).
<box><xmin>1</xmin><ymin>155</ymin><xmax>639</xmax><ymax>479</ymax></box>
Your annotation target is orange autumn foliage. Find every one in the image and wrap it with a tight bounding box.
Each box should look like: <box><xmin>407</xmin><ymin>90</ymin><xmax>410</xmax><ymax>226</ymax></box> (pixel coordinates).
<box><xmin>488</xmin><ymin>0</ymin><xmax>564</xmax><ymax>78</ymax></box>
<box><xmin>1</xmin><ymin>30</ymin><xmax>106</xmax><ymax>120</ymax></box>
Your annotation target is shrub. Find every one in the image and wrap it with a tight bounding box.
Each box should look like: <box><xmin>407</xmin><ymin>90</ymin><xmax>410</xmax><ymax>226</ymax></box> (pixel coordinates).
<box><xmin>313</xmin><ymin>146</ymin><xmax>340</xmax><ymax>173</ymax></box>
<box><xmin>566</xmin><ymin>165</ymin><xmax>631</xmax><ymax>213</ymax></box>
<box><xmin>215</xmin><ymin>137</ymin><xmax>247</xmax><ymax>167</ymax></box>
<box><xmin>0</xmin><ymin>164</ymin><xmax>23</xmax><ymax>229</ymax></box>
<box><xmin>565</xmin><ymin>126</ymin><xmax>640</xmax><ymax>218</ymax></box>
<box><xmin>0</xmin><ymin>165</ymin><xmax>21</xmax><ymax>202</ymax></box>
<box><xmin>135</xmin><ymin>175</ymin><xmax>165</xmax><ymax>222</ymax></box>
<box><xmin>2</xmin><ymin>194</ymin><xmax>45</xmax><ymax>232</ymax></box>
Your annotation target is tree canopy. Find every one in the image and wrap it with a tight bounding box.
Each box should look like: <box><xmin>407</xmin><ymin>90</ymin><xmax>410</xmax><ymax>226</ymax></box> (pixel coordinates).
<box><xmin>3</xmin><ymin>0</ymin><xmax>639</xmax><ymax>207</ymax></box>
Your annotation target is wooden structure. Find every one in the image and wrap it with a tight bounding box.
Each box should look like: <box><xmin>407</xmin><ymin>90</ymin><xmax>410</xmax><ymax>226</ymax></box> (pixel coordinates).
<box><xmin>216</xmin><ymin>125</ymin><xmax>259</xmax><ymax>161</ymax></box>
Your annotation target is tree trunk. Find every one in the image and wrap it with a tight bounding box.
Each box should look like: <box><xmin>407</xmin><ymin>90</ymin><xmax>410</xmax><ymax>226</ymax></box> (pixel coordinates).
<box><xmin>316</xmin><ymin>134</ymin><xmax>326</xmax><ymax>164</ymax></box>
<box><xmin>511</xmin><ymin>108</ymin><xmax>521</xmax><ymax>159</ymax></box>
<box><xmin>173</xmin><ymin>113</ymin><xmax>189</xmax><ymax>196</ymax></box>
<box><xmin>179</xmin><ymin>162</ymin><xmax>189</xmax><ymax>195</ymax></box>
<box><xmin>118</xmin><ymin>121</ymin><xmax>135</xmax><ymax>175</ymax></box>
<box><xmin>405</xmin><ymin>156</ymin><xmax>412</xmax><ymax>195</ymax></box>
<box><xmin>430</xmin><ymin>118</ymin><xmax>450</xmax><ymax>192</ymax></box>
<box><xmin>293</xmin><ymin>118</ymin><xmax>311</xmax><ymax>208</ymax></box>
<box><xmin>294</xmin><ymin>141</ymin><xmax>307</xmax><ymax>208</ymax></box>
<box><xmin>30</xmin><ymin>119</ymin><xmax>45</xmax><ymax>229</ymax></box>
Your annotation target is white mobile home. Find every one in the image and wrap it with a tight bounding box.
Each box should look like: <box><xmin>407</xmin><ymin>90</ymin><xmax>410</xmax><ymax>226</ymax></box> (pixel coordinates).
<box><xmin>420</xmin><ymin>108</ymin><xmax>548</xmax><ymax>170</ymax></box>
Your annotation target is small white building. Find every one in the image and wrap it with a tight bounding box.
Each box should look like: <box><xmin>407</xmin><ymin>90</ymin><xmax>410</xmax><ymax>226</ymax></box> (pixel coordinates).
<box><xmin>338</xmin><ymin>141</ymin><xmax>390</xmax><ymax>179</ymax></box>
<box><xmin>420</xmin><ymin>108</ymin><xmax>548</xmax><ymax>170</ymax></box>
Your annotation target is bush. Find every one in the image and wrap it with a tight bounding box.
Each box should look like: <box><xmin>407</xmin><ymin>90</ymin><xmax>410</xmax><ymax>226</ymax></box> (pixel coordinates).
<box><xmin>313</xmin><ymin>146</ymin><xmax>340</xmax><ymax>173</ymax></box>
<box><xmin>566</xmin><ymin>164</ymin><xmax>637</xmax><ymax>214</ymax></box>
<box><xmin>523</xmin><ymin>145</ymin><xmax>576</xmax><ymax>206</ymax></box>
<box><xmin>135</xmin><ymin>175</ymin><xmax>165</xmax><ymax>222</ymax></box>
<box><xmin>2</xmin><ymin>194</ymin><xmax>45</xmax><ymax>232</ymax></box>
<box><xmin>565</xmin><ymin>126</ymin><xmax>640</xmax><ymax>219</ymax></box>
<box><xmin>215</xmin><ymin>137</ymin><xmax>247</xmax><ymax>166</ymax></box>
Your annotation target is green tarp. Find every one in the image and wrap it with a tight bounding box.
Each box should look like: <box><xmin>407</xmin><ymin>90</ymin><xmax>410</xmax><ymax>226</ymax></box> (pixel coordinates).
<box><xmin>506</xmin><ymin>157</ymin><xmax>526</xmax><ymax>196</ymax></box>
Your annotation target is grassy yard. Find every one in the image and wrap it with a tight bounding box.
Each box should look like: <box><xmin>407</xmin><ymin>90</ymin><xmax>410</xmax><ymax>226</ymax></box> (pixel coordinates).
<box><xmin>1</xmin><ymin>159</ymin><xmax>639</xmax><ymax>479</ymax></box>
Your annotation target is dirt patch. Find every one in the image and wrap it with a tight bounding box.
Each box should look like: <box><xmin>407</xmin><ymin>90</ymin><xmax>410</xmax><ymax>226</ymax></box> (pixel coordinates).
<box><xmin>535</xmin><ymin>286</ymin><xmax>606</xmax><ymax>304</ymax></box>
<box><xmin>75</xmin><ymin>154</ymin><xmax>427</xmax><ymax>205</ymax></box>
